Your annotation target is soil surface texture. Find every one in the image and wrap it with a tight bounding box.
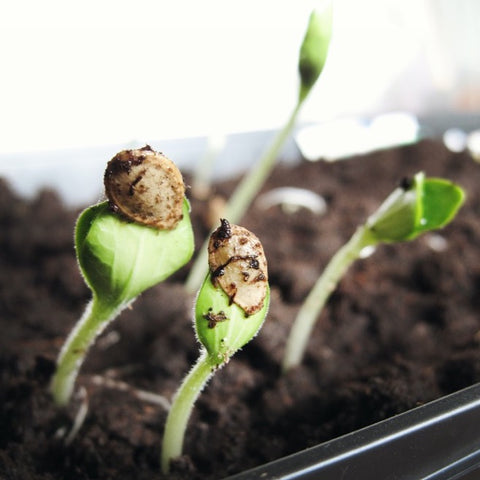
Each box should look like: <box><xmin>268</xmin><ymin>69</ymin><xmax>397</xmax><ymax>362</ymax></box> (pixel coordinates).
<box><xmin>1</xmin><ymin>139</ymin><xmax>480</xmax><ymax>479</ymax></box>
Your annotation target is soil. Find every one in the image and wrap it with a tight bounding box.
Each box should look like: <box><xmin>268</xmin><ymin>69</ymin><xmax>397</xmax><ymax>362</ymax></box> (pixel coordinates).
<box><xmin>1</xmin><ymin>139</ymin><xmax>480</xmax><ymax>480</ymax></box>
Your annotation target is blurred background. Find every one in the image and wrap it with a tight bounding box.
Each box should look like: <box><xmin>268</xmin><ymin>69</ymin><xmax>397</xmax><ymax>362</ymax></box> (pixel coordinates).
<box><xmin>0</xmin><ymin>0</ymin><xmax>479</xmax><ymax>203</ymax></box>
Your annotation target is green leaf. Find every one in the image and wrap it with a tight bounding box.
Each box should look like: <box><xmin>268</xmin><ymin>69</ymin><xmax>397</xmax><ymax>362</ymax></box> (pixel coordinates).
<box><xmin>414</xmin><ymin>178</ymin><xmax>466</xmax><ymax>236</ymax></box>
<box><xmin>366</xmin><ymin>186</ymin><xmax>418</xmax><ymax>242</ymax></box>
<box><xmin>195</xmin><ymin>275</ymin><xmax>270</xmax><ymax>367</ymax></box>
<box><xmin>298</xmin><ymin>3</ymin><xmax>333</xmax><ymax>102</ymax></box>
<box><xmin>366</xmin><ymin>172</ymin><xmax>465</xmax><ymax>244</ymax></box>
<box><xmin>76</xmin><ymin>199</ymin><xmax>194</xmax><ymax>305</ymax></box>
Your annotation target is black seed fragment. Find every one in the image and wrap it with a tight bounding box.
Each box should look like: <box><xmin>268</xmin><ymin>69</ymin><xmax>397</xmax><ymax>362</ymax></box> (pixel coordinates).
<box><xmin>129</xmin><ymin>175</ymin><xmax>143</xmax><ymax>196</ymax></box>
<box><xmin>249</xmin><ymin>257</ymin><xmax>260</xmax><ymax>269</ymax></box>
<box><xmin>217</xmin><ymin>219</ymin><xmax>232</xmax><ymax>239</ymax></box>
<box><xmin>400</xmin><ymin>176</ymin><xmax>413</xmax><ymax>190</ymax></box>
<box><xmin>203</xmin><ymin>310</ymin><xmax>228</xmax><ymax>329</ymax></box>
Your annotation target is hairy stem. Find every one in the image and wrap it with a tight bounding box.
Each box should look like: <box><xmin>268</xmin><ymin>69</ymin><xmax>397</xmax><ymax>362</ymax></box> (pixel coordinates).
<box><xmin>50</xmin><ymin>297</ymin><xmax>125</xmax><ymax>406</ymax></box>
<box><xmin>282</xmin><ymin>226</ymin><xmax>377</xmax><ymax>372</ymax></box>
<box><xmin>161</xmin><ymin>350</ymin><xmax>216</xmax><ymax>474</ymax></box>
<box><xmin>185</xmin><ymin>99</ymin><xmax>304</xmax><ymax>293</ymax></box>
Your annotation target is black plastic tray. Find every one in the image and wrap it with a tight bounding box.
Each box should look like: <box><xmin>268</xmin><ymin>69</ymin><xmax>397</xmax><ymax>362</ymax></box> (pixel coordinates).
<box><xmin>227</xmin><ymin>382</ymin><xmax>480</xmax><ymax>480</ymax></box>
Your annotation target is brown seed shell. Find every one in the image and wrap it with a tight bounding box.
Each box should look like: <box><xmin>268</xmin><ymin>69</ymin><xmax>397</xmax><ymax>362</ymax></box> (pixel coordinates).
<box><xmin>208</xmin><ymin>219</ymin><xmax>268</xmax><ymax>316</ymax></box>
<box><xmin>104</xmin><ymin>145</ymin><xmax>185</xmax><ymax>230</ymax></box>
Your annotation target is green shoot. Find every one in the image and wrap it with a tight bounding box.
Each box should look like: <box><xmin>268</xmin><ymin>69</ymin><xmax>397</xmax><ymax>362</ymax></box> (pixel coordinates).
<box><xmin>298</xmin><ymin>2</ymin><xmax>333</xmax><ymax>103</ymax></box>
<box><xmin>161</xmin><ymin>219</ymin><xmax>269</xmax><ymax>474</ymax></box>
<box><xmin>50</xmin><ymin>147</ymin><xmax>194</xmax><ymax>406</ymax></box>
<box><xmin>185</xmin><ymin>3</ymin><xmax>333</xmax><ymax>293</ymax></box>
<box><xmin>282</xmin><ymin>172</ymin><xmax>465</xmax><ymax>372</ymax></box>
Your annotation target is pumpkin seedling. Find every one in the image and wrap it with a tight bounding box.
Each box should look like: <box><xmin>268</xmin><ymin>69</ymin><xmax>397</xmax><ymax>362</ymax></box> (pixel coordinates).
<box><xmin>50</xmin><ymin>146</ymin><xmax>194</xmax><ymax>406</ymax></box>
<box><xmin>282</xmin><ymin>172</ymin><xmax>466</xmax><ymax>372</ymax></box>
<box><xmin>161</xmin><ymin>219</ymin><xmax>269</xmax><ymax>474</ymax></box>
<box><xmin>185</xmin><ymin>3</ymin><xmax>333</xmax><ymax>293</ymax></box>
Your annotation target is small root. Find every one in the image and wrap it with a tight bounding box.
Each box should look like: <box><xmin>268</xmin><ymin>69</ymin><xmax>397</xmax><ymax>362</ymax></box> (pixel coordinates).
<box><xmin>65</xmin><ymin>386</ymin><xmax>89</xmax><ymax>446</ymax></box>
<box><xmin>89</xmin><ymin>375</ymin><xmax>170</xmax><ymax>411</ymax></box>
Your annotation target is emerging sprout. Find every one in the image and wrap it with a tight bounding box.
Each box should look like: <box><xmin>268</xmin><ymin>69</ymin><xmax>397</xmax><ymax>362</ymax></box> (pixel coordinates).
<box><xmin>50</xmin><ymin>147</ymin><xmax>194</xmax><ymax>406</ymax></box>
<box><xmin>298</xmin><ymin>3</ymin><xmax>333</xmax><ymax>102</ymax></box>
<box><xmin>161</xmin><ymin>220</ymin><xmax>269</xmax><ymax>474</ymax></box>
<box><xmin>184</xmin><ymin>3</ymin><xmax>333</xmax><ymax>293</ymax></box>
<box><xmin>282</xmin><ymin>172</ymin><xmax>465</xmax><ymax>372</ymax></box>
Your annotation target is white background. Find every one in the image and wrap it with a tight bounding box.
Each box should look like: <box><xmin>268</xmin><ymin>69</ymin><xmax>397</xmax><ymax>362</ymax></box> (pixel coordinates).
<box><xmin>1</xmin><ymin>0</ymin><xmax>478</xmax><ymax>155</ymax></box>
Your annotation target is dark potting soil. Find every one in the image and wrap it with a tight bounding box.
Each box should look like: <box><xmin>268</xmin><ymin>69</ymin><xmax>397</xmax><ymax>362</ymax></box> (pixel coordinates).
<box><xmin>1</xmin><ymin>139</ymin><xmax>480</xmax><ymax>480</ymax></box>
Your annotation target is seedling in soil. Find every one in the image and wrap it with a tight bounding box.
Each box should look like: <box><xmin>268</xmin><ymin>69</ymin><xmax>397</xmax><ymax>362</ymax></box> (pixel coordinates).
<box><xmin>50</xmin><ymin>146</ymin><xmax>194</xmax><ymax>406</ymax></box>
<box><xmin>282</xmin><ymin>172</ymin><xmax>465</xmax><ymax>372</ymax></box>
<box><xmin>185</xmin><ymin>3</ymin><xmax>332</xmax><ymax>293</ymax></box>
<box><xmin>161</xmin><ymin>219</ymin><xmax>269</xmax><ymax>474</ymax></box>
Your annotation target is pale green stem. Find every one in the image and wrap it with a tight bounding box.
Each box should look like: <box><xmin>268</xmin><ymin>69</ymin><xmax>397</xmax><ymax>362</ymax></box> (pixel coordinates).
<box><xmin>161</xmin><ymin>350</ymin><xmax>216</xmax><ymax>474</ymax></box>
<box><xmin>50</xmin><ymin>296</ymin><xmax>125</xmax><ymax>406</ymax></box>
<box><xmin>282</xmin><ymin>225</ymin><xmax>377</xmax><ymax>372</ymax></box>
<box><xmin>185</xmin><ymin>98</ymin><xmax>305</xmax><ymax>293</ymax></box>
<box><xmin>192</xmin><ymin>134</ymin><xmax>226</xmax><ymax>199</ymax></box>
<box><xmin>223</xmin><ymin>99</ymin><xmax>304</xmax><ymax>225</ymax></box>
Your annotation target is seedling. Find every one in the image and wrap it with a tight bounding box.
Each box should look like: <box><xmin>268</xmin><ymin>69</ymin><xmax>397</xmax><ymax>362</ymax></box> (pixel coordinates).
<box><xmin>50</xmin><ymin>146</ymin><xmax>194</xmax><ymax>406</ymax></box>
<box><xmin>185</xmin><ymin>3</ymin><xmax>333</xmax><ymax>293</ymax></box>
<box><xmin>282</xmin><ymin>172</ymin><xmax>465</xmax><ymax>372</ymax></box>
<box><xmin>161</xmin><ymin>219</ymin><xmax>269</xmax><ymax>474</ymax></box>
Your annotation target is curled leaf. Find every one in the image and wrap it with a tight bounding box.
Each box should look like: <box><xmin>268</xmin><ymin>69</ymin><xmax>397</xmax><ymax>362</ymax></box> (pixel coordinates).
<box><xmin>195</xmin><ymin>272</ymin><xmax>270</xmax><ymax>367</ymax></box>
<box><xmin>195</xmin><ymin>220</ymin><xmax>270</xmax><ymax>366</ymax></box>
<box><xmin>76</xmin><ymin>199</ymin><xmax>194</xmax><ymax>305</ymax></box>
<box><xmin>366</xmin><ymin>172</ymin><xmax>465</xmax><ymax>244</ymax></box>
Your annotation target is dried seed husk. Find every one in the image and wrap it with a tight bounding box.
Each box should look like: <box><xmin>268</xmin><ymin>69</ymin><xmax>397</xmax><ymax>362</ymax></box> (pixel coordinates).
<box><xmin>104</xmin><ymin>145</ymin><xmax>185</xmax><ymax>230</ymax></box>
<box><xmin>208</xmin><ymin>219</ymin><xmax>268</xmax><ymax>316</ymax></box>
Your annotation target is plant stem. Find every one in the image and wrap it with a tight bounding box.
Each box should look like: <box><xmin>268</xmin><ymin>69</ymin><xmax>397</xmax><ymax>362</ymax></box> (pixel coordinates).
<box><xmin>185</xmin><ymin>98</ymin><xmax>304</xmax><ymax>294</ymax></box>
<box><xmin>192</xmin><ymin>134</ymin><xmax>226</xmax><ymax>200</ymax></box>
<box><xmin>50</xmin><ymin>297</ymin><xmax>123</xmax><ymax>406</ymax></box>
<box><xmin>161</xmin><ymin>350</ymin><xmax>216</xmax><ymax>474</ymax></box>
<box><xmin>223</xmin><ymin>99</ymin><xmax>304</xmax><ymax>225</ymax></box>
<box><xmin>282</xmin><ymin>225</ymin><xmax>377</xmax><ymax>372</ymax></box>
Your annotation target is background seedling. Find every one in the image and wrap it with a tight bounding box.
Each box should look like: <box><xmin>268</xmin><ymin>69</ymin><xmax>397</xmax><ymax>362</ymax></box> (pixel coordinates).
<box><xmin>282</xmin><ymin>172</ymin><xmax>465</xmax><ymax>372</ymax></box>
<box><xmin>50</xmin><ymin>147</ymin><xmax>194</xmax><ymax>406</ymax></box>
<box><xmin>185</xmin><ymin>3</ymin><xmax>333</xmax><ymax>293</ymax></box>
<box><xmin>161</xmin><ymin>219</ymin><xmax>269</xmax><ymax>474</ymax></box>
<box><xmin>191</xmin><ymin>134</ymin><xmax>227</xmax><ymax>201</ymax></box>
